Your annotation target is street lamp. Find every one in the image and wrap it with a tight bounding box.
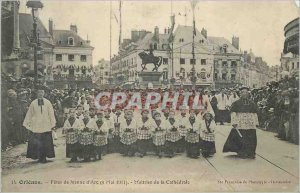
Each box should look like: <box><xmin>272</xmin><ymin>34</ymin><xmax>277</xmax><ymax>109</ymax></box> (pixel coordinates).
<box><xmin>191</xmin><ymin>1</ymin><xmax>198</xmax><ymax>90</ymax></box>
<box><xmin>26</xmin><ymin>0</ymin><xmax>43</xmax><ymax>84</ymax></box>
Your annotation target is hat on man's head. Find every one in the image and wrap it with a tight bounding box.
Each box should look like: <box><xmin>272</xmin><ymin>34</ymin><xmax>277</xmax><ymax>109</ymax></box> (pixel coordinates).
<box><xmin>239</xmin><ymin>86</ymin><xmax>250</xmax><ymax>91</ymax></box>
<box><xmin>35</xmin><ymin>84</ymin><xmax>46</xmax><ymax>91</ymax></box>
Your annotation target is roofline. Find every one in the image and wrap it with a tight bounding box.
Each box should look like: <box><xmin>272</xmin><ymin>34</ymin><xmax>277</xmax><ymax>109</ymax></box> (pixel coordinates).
<box><xmin>284</xmin><ymin>17</ymin><xmax>299</xmax><ymax>31</ymax></box>
<box><xmin>53</xmin><ymin>46</ymin><xmax>94</xmax><ymax>50</ymax></box>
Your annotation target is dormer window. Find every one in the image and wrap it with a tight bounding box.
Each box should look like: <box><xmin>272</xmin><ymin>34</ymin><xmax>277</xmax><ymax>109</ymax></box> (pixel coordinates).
<box><xmin>68</xmin><ymin>37</ymin><xmax>74</xmax><ymax>46</ymax></box>
<box><xmin>222</xmin><ymin>44</ymin><xmax>228</xmax><ymax>53</ymax></box>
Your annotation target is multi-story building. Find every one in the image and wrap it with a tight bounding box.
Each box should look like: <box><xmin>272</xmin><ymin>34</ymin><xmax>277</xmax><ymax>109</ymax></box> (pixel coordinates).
<box><xmin>240</xmin><ymin>50</ymin><xmax>274</xmax><ymax>88</ymax></box>
<box><xmin>1</xmin><ymin>1</ymin><xmax>54</xmax><ymax>80</ymax></box>
<box><xmin>210</xmin><ymin>35</ymin><xmax>242</xmax><ymax>89</ymax></box>
<box><xmin>48</xmin><ymin>22</ymin><xmax>94</xmax><ymax>89</ymax></box>
<box><xmin>94</xmin><ymin>59</ymin><xmax>110</xmax><ymax>86</ymax></box>
<box><xmin>1</xmin><ymin>2</ymin><xmax>95</xmax><ymax>89</ymax></box>
<box><xmin>111</xmin><ymin>25</ymin><xmax>243</xmax><ymax>89</ymax></box>
<box><xmin>280</xmin><ymin>17</ymin><xmax>299</xmax><ymax>78</ymax></box>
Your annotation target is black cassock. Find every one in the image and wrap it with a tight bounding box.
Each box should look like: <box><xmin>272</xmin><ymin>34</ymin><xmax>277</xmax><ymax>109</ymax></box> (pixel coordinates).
<box><xmin>223</xmin><ymin>98</ymin><xmax>258</xmax><ymax>157</ymax></box>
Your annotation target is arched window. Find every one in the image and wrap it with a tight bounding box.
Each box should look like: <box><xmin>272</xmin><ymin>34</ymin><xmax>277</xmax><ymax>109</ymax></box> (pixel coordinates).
<box><xmin>153</xmin><ymin>43</ymin><xmax>158</xmax><ymax>50</ymax></box>
<box><xmin>69</xmin><ymin>65</ymin><xmax>75</xmax><ymax>77</ymax></box>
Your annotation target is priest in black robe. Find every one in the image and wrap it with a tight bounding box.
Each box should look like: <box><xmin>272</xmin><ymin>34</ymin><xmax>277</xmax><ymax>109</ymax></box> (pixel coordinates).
<box><xmin>223</xmin><ymin>86</ymin><xmax>259</xmax><ymax>159</ymax></box>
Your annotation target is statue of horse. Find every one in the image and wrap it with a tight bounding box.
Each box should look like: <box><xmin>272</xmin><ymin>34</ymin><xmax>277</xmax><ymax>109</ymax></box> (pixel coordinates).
<box><xmin>138</xmin><ymin>51</ymin><xmax>162</xmax><ymax>72</ymax></box>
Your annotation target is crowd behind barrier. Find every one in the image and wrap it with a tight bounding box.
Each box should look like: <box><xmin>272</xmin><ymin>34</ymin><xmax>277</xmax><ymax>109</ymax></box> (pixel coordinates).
<box><xmin>1</xmin><ymin>73</ymin><xmax>299</xmax><ymax>152</ymax></box>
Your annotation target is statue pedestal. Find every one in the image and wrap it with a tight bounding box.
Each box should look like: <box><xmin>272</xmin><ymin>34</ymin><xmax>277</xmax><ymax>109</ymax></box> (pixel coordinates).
<box><xmin>138</xmin><ymin>71</ymin><xmax>163</xmax><ymax>89</ymax></box>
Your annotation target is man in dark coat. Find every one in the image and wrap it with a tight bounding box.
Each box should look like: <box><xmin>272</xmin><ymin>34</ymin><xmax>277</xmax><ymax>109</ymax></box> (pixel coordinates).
<box><xmin>223</xmin><ymin>86</ymin><xmax>259</xmax><ymax>159</ymax></box>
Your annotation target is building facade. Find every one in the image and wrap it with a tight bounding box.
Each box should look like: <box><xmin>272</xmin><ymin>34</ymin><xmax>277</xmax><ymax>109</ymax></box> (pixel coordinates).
<box><xmin>47</xmin><ymin>22</ymin><xmax>94</xmax><ymax>89</ymax></box>
<box><xmin>280</xmin><ymin>17</ymin><xmax>299</xmax><ymax>78</ymax></box>
<box><xmin>94</xmin><ymin>59</ymin><xmax>110</xmax><ymax>86</ymax></box>
<box><xmin>111</xmin><ymin>25</ymin><xmax>245</xmax><ymax>89</ymax></box>
<box><xmin>1</xmin><ymin>1</ymin><xmax>54</xmax><ymax>81</ymax></box>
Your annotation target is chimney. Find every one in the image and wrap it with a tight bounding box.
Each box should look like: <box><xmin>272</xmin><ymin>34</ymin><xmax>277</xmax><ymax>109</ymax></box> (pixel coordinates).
<box><xmin>49</xmin><ymin>18</ymin><xmax>53</xmax><ymax>36</ymax></box>
<box><xmin>139</xmin><ymin>30</ymin><xmax>147</xmax><ymax>39</ymax></box>
<box><xmin>201</xmin><ymin>28</ymin><xmax>207</xmax><ymax>39</ymax></box>
<box><xmin>154</xmin><ymin>26</ymin><xmax>159</xmax><ymax>40</ymax></box>
<box><xmin>131</xmin><ymin>30</ymin><xmax>139</xmax><ymax>42</ymax></box>
<box><xmin>70</xmin><ymin>24</ymin><xmax>77</xmax><ymax>33</ymax></box>
<box><xmin>13</xmin><ymin>1</ymin><xmax>20</xmax><ymax>50</ymax></box>
<box><xmin>232</xmin><ymin>36</ymin><xmax>239</xmax><ymax>50</ymax></box>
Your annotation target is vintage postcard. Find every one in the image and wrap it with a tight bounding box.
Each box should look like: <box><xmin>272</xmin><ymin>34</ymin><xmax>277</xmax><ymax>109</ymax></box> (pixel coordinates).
<box><xmin>1</xmin><ymin>0</ymin><xmax>299</xmax><ymax>192</ymax></box>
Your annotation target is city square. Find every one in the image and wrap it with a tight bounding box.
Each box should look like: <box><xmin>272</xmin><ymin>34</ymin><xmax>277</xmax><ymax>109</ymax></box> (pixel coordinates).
<box><xmin>1</xmin><ymin>0</ymin><xmax>299</xmax><ymax>192</ymax></box>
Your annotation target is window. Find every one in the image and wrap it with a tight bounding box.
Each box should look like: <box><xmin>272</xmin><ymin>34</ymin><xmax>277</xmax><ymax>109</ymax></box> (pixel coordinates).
<box><xmin>179</xmin><ymin>38</ymin><xmax>184</xmax><ymax>43</ymax></box>
<box><xmin>68</xmin><ymin>37</ymin><xmax>74</xmax><ymax>46</ymax></box>
<box><xmin>82</xmin><ymin>67</ymin><xmax>86</xmax><ymax>75</ymax></box>
<box><xmin>214</xmin><ymin>73</ymin><xmax>218</xmax><ymax>80</ymax></box>
<box><xmin>222</xmin><ymin>61</ymin><xmax>228</xmax><ymax>67</ymax></box>
<box><xmin>80</xmin><ymin>55</ymin><xmax>87</xmax><ymax>62</ymax></box>
<box><xmin>231</xmin><ymin>74</ymin><xmax>236</xmax><ymax>81</ymax></box>
<box><xmin>222</xmin><ymin>73</ymin><xmax>227</xmax><ymax>80</ymax></box>
<box><xmin>7</xmin><ymin>66</ymin><xmax>15</xmax><ymax>74</ymax></box>
<box><xmin>56</xmin><ymin>54</ymin><xmax>62</xmax><ymax>61</ymax></box>
<box><xmin>105</xmin><ymin>72</ymin><xmax>109</xmax><ymax>76</ymax></box>
<box><xmin>214</xmin><ymin>60</ymin><xmax>219</xmax><ymax>67</ymax></box>
<box><xmin>150</xmin><ymin>44</ymin><xmax>153</xmax><ymax>50</ymax></box>
<box><xmin>58</xmin><ymin>40</ymin><xmax>62</xmax><ymax>45</ymax></box>
<box><xmin>153</xmin><ymin>43</ymin><xmax>158</xmax><ymax>50</ymax></box>
<box><xmin>200</xmin><ymin>69</ymin><xmax>206</xmax><ymax>79</ymax></box>
<box><xmin>201</xmin><ymin>59</ymin><xmax>206</xmax><ymax>65</ymax></box>
<box><xmin>222</xmin><ymin>44</ymin><xmax>228</xmax><ymax>53</ymax></box>
<box><xmin>162</xmin><ymin>44</ymin><xmax>169</xmax><ymax>50</ymax></box>
<box><xmin>180</xmin><ymin>58</ymin><xmax>185</xmax><ymax>64</ymax></box>
<box><xmin>69</xmin><ymin>66</ymin><xmax>75</xmax><ymax>77</ymax></box>
<box><xmin>292</xmin><ymin>62</ymin><xmax>295</xmax><ymax>69</ymax></box>
<box><xmin>180</xmin><ymin>68</ymin><xmax>185</xmax><ymax>78</ymax></box>
<box><xmin>163</xmin><ymin>68</ymin><xmax>168</xmax><ymax>80</ymax></box>
<box><xmin>68</xmin><ymin>54</ymin><xmax>75</xmax><ymax>61</ymax></box>
<box><xmin>37</xmin><ymin>53</ymin><xmax>43</xmax><ymax>60</ymax></box>
<box><xmin>199</xmin><ymin>39</ymin><xmax>204</xmax><ymax>44</ymax></box>
<box><xmin>190</xmin><ymin>59</ymin><xmax>196</xmax><ymax>65</ymax></box>
<box><xmin>297</xmin><ymin>62</ymin><xmax>299</xmax><ymax>69</ymax></box>
<box><xmin>231</xmin><ymin>61</ymin><xmax>237</xmax><ymax>68</ymax></box>
<box><xmin>163</xmin><ymin>58</ymin><xmax>168</xmax><ymax>65</ymax></box>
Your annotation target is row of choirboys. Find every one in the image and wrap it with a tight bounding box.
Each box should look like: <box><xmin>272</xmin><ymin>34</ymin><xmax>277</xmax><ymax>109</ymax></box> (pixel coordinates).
<box><xmin>63</xmin><ymin>107</ymin><xmax>216</xmax><ymax>162</ymax></box>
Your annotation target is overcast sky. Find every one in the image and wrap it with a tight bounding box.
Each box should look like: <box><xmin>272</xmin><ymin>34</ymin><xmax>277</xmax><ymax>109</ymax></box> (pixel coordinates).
<box><xmin>19</xmin><ymin>0</ymin><xmax>299</xmax><ymax>66</ymax></box>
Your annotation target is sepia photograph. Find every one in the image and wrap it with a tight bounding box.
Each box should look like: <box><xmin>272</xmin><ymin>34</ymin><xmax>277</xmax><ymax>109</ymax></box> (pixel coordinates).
<box><xmin>1</xmin><ymin>0</ymin><xmax>299</xmax><ymax>192</ymax></box>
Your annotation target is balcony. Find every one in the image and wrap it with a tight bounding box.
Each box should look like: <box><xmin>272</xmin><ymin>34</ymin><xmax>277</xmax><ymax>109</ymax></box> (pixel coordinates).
<box><xmin>53</xmin><ymin>74</ymin><xmax>92</xmax><ymax>81</ymax></box>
